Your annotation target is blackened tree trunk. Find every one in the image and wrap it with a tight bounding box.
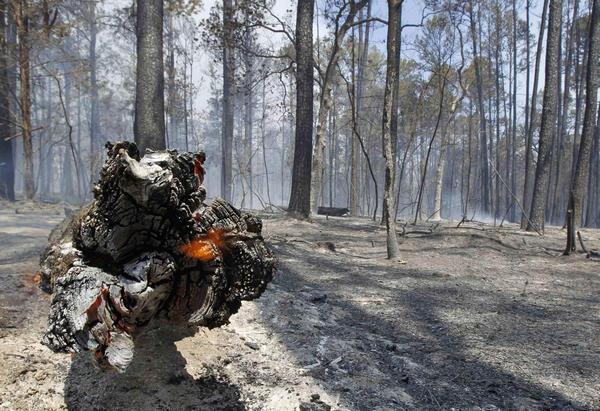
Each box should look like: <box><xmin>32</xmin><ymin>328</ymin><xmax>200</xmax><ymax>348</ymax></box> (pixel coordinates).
<box><xmin>288</xmin><ymin>0</ymin><xmax>314</xmax><ymax>219</ymax></box>
<box><xmin>88</xmin><ymin>0</ymin><xmax>100</xmax><ymax>186</ymax></box>
<box><xmin>221</xmin><ymin>0</ymin><xmax>234</xmax><ymax>203</ymax></box>
<box><xmin>527</xmin><ymin>0</ymin><xmax>562</xmax><ymax>232</ymax></box>
<box><xmin>522</xmin><ymin>0</ymin><xmax>549</xmax><ymax>228</ymax></box>
<box><xmin>16</xmin><ymin>0</ymin><xmax>34</xmax><ymax>199</ymax></box>
<box><xmin>134</xmin><ymin>0</ymin><xmax>166</xmax><ymax>154</ymax></box>
<box><xmin>571</xmin><ymin>0</ymin><xmax>599</xmax><ymax>226</ymax></box>
<box><xmin>552</xmin><ymin>0</ymin><xmax>578</xmax><ymax>222</ymax></box>
<box><xmin>0</xmin><ymin>0</ymin><xmax>14</xmax><ymax>201</ymax></box>
<box><xmin>382</xmin><ymin>0</ymin><xmax>402</xmax><ymax>259</ymax></box>
<box><xmin>511</xmin><ymin>0</ymin><xmax>518</xmax><ymax>222</ymax></box>
<box><xmin>468</xmin><ymin>0</ymin><xmax>490</xmax><ymax>214</ymax></box>
<box><xmin>166</xmin><ymin>10</ymin><xmax>175</xmax><ymax>148</ymax></box>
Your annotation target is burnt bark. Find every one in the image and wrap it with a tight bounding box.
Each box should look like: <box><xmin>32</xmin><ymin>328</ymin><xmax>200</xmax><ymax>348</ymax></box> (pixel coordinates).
<box><xmin>382</xmin><ymin>0</ymin><xmax>402</xmax><ymax>259</ymax></box>
<box><xmin>522</xmin><ymin>0</ymin><xmax>549</xmax><ymax>228</ymax></box>
<box><xmin>134</xmin><ymin>0</ymin><xmax>166</xmax><ymax>153</ymax></box>
<box><xmin>571</xmin><ymin>0</ymin><xmax>599</xmax><ymax>226</ymax></box>
<box><xmin>288</xmin><ymin>0</ymin><xmax>314</xmax><ymax>219</ymax></box>
<box><xmin>221</xmin><ymin>0</ymin><xmax>234</xmax><ymax>203</ymax></box>
<box><xmin>527</xmin><ymin>0</ymin><xmax>562</xmax><ymax>232</ymax></box>
<box><xmin>0</xmin><ymin>0</ymin><xmax>14</xmax><ymax>201</ymax></box>
<box><xmin>468</xmin><ymin>0</ymin><xmax>490</xmax><ymax>214</ymax></box>
<box><xmin>40</xmin><ymin>142</ymin><xmax>277</xmax><ymax>372</ymax></box>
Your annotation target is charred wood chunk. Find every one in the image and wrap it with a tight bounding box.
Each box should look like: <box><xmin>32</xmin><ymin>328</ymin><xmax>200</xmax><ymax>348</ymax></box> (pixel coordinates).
<box><xmin>40</xmin><ymin>141</ymin><xmax>277</xmax><ymax>372</ymax></box>
<box><xmin>317</xmin><ymin>206</ymin><xmax>350</xmax><ymax>217</ymax></box>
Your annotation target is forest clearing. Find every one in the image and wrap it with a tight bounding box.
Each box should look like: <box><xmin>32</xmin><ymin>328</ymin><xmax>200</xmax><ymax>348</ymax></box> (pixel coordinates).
<box><xmin>0</xmin><ymin>200</ymin><xmax>598</xmax><ymax>410</ymax></box>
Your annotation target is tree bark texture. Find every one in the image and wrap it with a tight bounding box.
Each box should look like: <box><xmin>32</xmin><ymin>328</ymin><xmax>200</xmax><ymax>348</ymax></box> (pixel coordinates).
<box><xmin>382</xmin><ymin>0</ymin><xmax>402</xmax><ymax>259</ymax></box>
<box><xmin>89</xmin><ymin>1</ymin><xmax>100</xmax><ymax>186</ymax></box>
<box><xmin>468</xmin><ymin>0</ymin><xmax>490</xmax><ymax>214</ymax></box>
<box><xmin>571</xmin><ymin>0</ymin><xmax>599</xmax><ymax>226</ymax></box>
<box><xmin>527</xmin><ymin>0</ymin><xmax>562</xmax><ymax>232</ymax></box>
<box><xmin>16</xmin><ymin>0</ymin><xmax>34</xmax><ymax>199</ymax></box>
<box><xmin>40</xmin><ymin>141</ymin><xmax>277</xmax><ymax>372</ymax></box>
<box><xmin>134</xmin><ymin>0</ymin><xmax>166</xmax><ymax>154</ymax></box>
<box><xmin>522</xmin><ymin>0</ymin><xmax>549</xmax><ymax>228</ymax></box>
<box><xmin>0</xmin><ymin>0</ymin><xmax>14</xmax><ymax>201</ymax></box>
<box><xmin>288</xmin><ymin>0</ymin><xmax>314</xmax><ymax>219</ymax></box>
<box><xmin>221</xmin><ymin>0</ymin><xmax>234</xmax><ymax>203</ymax></box>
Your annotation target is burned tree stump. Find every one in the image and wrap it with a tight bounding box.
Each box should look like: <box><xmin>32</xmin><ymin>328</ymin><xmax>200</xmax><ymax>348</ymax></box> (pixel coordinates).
<box><xmin>39</xmin><ymin>141</ymin><xmax>277</xmax><ymax>372</ymax></box>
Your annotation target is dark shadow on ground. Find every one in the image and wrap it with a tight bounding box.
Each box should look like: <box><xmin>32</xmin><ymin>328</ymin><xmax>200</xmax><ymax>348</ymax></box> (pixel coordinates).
<box><xmin>255</xmin><ymin>237</ymin><xmax>597</xmax><ymax>410</ymax></box>
<box><xmin>64</xmin><ymin>326</ymin><xmax>244</xmax><ymax>411</ymax></box>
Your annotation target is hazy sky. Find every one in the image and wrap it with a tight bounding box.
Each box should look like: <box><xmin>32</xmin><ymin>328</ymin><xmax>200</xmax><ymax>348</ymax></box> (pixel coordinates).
<box><xmin>192</xmin><ymin>0</ymin><xmax>428</xmax><ymax>111</ymax></box>
<box><xmin>192</xmin><ymin>0</ymin><xmax>548</xmax><ymax>116</ymax></box>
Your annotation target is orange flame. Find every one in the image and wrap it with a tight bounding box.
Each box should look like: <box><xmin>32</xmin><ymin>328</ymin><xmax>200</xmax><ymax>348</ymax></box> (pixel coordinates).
<box><xmin>178</xmin><ymin>228</ymin><xmax>228</xmax><ymax>261</ymax></box>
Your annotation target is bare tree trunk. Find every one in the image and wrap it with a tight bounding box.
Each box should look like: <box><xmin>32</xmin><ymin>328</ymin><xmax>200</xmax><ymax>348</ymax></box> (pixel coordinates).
<box><xmin>62</xmin><ymin>66</ymin><xmax>74</xmax><ymax>197</ymax></box>
<box><xmin>16</xmin><ymin>0</ymin><xmax>33</xmax><ymax>199</ymax></box>
<box><xmin>350</xmin><ymin>26</ymin><xmax>359</xmax><ymax>216</ymax></box>
<box><xmin>382</xmin><ymin>0</ymin><xmax>402</xmax><ymax>259</ymax></box>
<box><xmin>584</xmin><ymin>105</ymin><xmax>599</xmax><ymax>226</ymax></box>
<box><xmin>522</xmin><ymin>0</ymin><xmax>549</xmax><ymax>228</ymax></box>
<box><xmin>260</xmin><ymin>78</ymin><xmax>271</xmax><ymax>207</ymax></box>
<box><xmin>510</xmin><ymin>0</ymin><xmax>518</xmax><ymax>222</ymax></box>
<box><xmin>552</xmin><ymin>0</ymin><xmax>578</xmax><ymax>223</ymax></box>
<box><xmin>0</xmin><ymin>0</ymin><xmax>14</xmax><ymax>201</ymax></box>
<box><xmin>570</xmin><ymin>0</ymin><xmax>599</xmax><ymax>227</ymax></box>
<box><xmin>242</xmin><ymin>50</ymin><xmax>253</xmax><ymax>209</ymax></box>
<box><xmin>221</xmin><ymin>0</ymin><xmax>234</xmax><ymax>203</ymax></box>
<box><xmin>464</xmin><ymin>98</ymin><xmax>474</xmax><ymax>219</ymax></box>
<box><xmin>288</xmin><ymin>0</ymin><xmax>314</xmax><ymax>219</ymax></box>
<box><xmin>431</xmin><ymin>123</ymin><xmax>448</xmax><ymax>221</ymax></box>
<box><xmin>166</xmin><ymin>10</ymin><xmax>175</xmax><ymax>148</ymax></box>
<box><xmin>384</xmin><ymin>2</ymin><xmax>401</xmax><ymax>223</ymax></box>
<box><xmin>134</xmin><ymin>0</ymin><xmax>166</xmax><ymax>154</ymax></box>
<box><xmin>527</xmin><ymin>0</ymin><xmax>562</xmax><ymax>233</ymax></box>
<box><xmin>468</xmin><ymin>0</ymin><xmax>490</xmax><ymax>214</ymax></box>
<box><xmin>328</xmin><ymin>98</ymin><xmax>335</xmax><ymax>208</ymax></box>
<box><xmin>88</xmin><ymin>0</ymin><xmax>100</xmax><ymax>188</ymax></box>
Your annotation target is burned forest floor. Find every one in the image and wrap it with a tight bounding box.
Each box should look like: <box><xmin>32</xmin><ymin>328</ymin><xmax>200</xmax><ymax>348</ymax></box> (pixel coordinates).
<box><xmin>0</xmin><ymin>200</ymin><xmax>599</xmax><ymax>410</ymax></box>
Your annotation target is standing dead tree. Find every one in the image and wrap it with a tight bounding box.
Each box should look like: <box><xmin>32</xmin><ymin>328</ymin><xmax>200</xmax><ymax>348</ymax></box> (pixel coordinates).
<box><xmin>40</xmin><ymin>141</ymin><xmax>277</xmax><ymax>372</ymax></box>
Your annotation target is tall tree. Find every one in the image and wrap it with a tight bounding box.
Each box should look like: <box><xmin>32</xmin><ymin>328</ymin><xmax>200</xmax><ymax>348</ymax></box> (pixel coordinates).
<box><xmin>15</xmin><ymin>0</ymin><xmax>34</xmax><ymax>199</ymax></box>
<box><xmin>382</xmin><ymin>0</ymin><xmax>402</xmax><ymax>259</ymax></box>
<box><xmin>522</xmin><ymin>0</ymin><xmax>549</xmax><ymax>228</ymax></box>
<box><xmin>288</xmin><ymin>0</ymin><xmax>314</xmax><ymax>218</ymax></box>
<box><xmin>221</xmin><ymin>0</ymin><xmax>234</xmax><ymax>203</ymax></box>
<box><xmin>0</xmin><ymin>0</ymin><xmax>14</xmax><ymax>201</ymax></box>
<box><xmin>467</xmin><ymin>0</ymin><xmax>490</xmax><ymax>214</ymax></box>
<box><xmin>88</xmin><ymin>0</ymin><xmax>100</xmax><ymax>186</ymax></box>
<box><xmin>134</xmin><ymin>0</ymin><xmax>166</xmax><ymax>154</ymax></box>
<box><xmin>527</xmin><ymin>0</ymin><xmax>563</xmax><ymax>232</ymax></box>
<box><xmin>571</xmin><ymin>0</ymin><xmax>599</xmax><ymax>226</ymax></box>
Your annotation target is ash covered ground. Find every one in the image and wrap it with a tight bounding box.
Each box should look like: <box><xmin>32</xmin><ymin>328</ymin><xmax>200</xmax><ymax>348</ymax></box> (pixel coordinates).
<box><xmin>0</xmin><ymin>200</ymin><xmax>599</xmax><ymax>410</ymax></box>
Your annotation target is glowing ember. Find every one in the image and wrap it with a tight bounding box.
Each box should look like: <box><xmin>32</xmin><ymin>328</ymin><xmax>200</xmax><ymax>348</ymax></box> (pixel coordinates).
<box><xmin>178</xmin><ymin>228</ymin><xmax>229</xmax><ymax>261</ymax></box>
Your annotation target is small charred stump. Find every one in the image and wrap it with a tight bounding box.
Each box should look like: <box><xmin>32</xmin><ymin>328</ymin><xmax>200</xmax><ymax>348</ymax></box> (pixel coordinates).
<box><xmin>39</xmin><ymin>141</ymin><xmax>277</xmax><ymax>372</ymax></box>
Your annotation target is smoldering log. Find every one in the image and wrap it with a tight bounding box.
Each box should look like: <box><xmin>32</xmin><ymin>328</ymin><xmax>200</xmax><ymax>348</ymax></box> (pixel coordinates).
<box><xmin>39</xmin><ymin>141</ymin><xmax>277</xmax><ymax>372</ymax></box>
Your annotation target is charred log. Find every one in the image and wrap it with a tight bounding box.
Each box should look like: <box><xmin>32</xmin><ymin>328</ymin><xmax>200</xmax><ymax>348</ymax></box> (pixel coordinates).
<box><xmin>317</xmin><ymin>207</ymin><xmax>350</xmax><ymax>217</ymax></box>
<box><xmin>39</xmin><ymin>141</ymin><xmax>277</xmax><ymax>372</ymax></box>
